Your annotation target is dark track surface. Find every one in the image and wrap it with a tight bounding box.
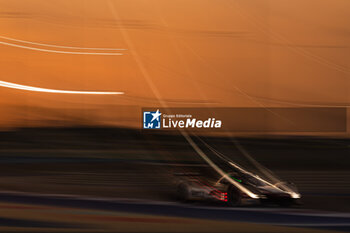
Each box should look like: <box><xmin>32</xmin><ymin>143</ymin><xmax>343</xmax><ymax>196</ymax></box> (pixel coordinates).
<box><xmin>0</xmin><ymin>127</ymin><xmax>349</xmax><ymax>232</ymax></box>
<box><xmin>0</xmin><ymin>191</ymin><xmax>349</xmax><ymax>232</ymax></box>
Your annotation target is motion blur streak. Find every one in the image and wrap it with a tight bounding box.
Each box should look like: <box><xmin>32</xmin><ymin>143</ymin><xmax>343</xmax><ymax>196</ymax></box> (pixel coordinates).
<box><xmin>0</xmin><ymin>35</ymin><xmax>127</xmax><ymax>51</ymax></box>
<box><xmin>226</xmin><ymin>0</ymin><xmax>350</xmax><ymax>75</ymax></box>
<box><xmin>0</xmin><ymin>80</ymin><xmax>124</xmax><ymax>95</ymax></box>
<box><xmin>0</xmin><ymin>41</ymin><xmax>124</xmax><ymax>55</ymax></box>
<box><xmin>107</xmin><ymin>0</ymin><xmax>258</xmax><ymax>199</ymax></box>
<box><xmin>201</xmin><ymin>138</ymin><xmax>299</xmax><ymax>198</ymax></box>
<box><xmin>182</xmin><ymin>133</ymin><xmax>259</xmax><ymax>199</ymax></box>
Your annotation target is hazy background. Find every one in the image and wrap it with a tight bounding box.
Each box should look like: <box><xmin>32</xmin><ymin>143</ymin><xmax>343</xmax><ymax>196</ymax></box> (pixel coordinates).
<box><xmin>0</xmin><ymin>2</ymin><xmax>349</xmax><ymax>232</ymax></box>
<box><xmin>0</xmin><ymin>0</ymin><xmax>348</xmax><ymax>133</ymax></box>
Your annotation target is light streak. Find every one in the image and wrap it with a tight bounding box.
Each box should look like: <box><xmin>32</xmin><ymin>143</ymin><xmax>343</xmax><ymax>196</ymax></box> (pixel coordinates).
<box><xmin>182</xmin><ymin>133</ymin><xmax>260</xmax><ymax>199</ymax></box>
<box><xmin>107</xmin><ymin>0</ymin><xmax>257</xmax><ymax>199</ymax></box>
<box><xmin>228</xmin><ymin>159</ymin><xmax>301</xmax><ymax>199</ymax></box>
<box><xmin>0</xmin><ymin>80</ymin><xmax>124</xmax><ymax>95</ymax></box>
<box><xmin>0</xmin><ymin>35</ymin><xmax>126</xmax><ymax>51</ymax></box>
<box><xmin>0</xmin><ymin>41</ymin><xmax>123</xmax><ymax>55</ymax></box>
<box><xmin>201</xmin><ymin>138</ymin><xmax>301</xmax><ymax>199</ymax></box>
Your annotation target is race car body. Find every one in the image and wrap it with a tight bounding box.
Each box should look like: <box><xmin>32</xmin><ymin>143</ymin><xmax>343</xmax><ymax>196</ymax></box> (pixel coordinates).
<box><xmin>175</xmin><ymin>168</ymin><xmax>301</xmax><ymax>207</ymax></box>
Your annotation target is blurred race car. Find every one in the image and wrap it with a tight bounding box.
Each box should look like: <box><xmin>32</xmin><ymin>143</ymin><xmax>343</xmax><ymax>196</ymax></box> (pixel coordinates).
<box><xmin>175</xmin><ymin>163</ymin><xmax>301</xmax><ymax>207</ymax></box>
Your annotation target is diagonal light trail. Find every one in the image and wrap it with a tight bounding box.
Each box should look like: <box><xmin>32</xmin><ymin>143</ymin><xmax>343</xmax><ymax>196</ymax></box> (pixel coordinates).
<box><xmin>0</xmin><ymin>35</ymin><xmax>126</xmax><ymax>51</ymax></box>
<box><xmin>0</xmin><ymin>41</ymin><xmax>124</xmax><ymax>55</ymax></box>
<box><xmin>106</xmin><ymin>0</ymin><xmax>260</xmax><ymax>199</ymax></box>
<box><xmin>0</xmin><ymin>80</ymin><xmax>124</xmax><ymax>95</ymax></box>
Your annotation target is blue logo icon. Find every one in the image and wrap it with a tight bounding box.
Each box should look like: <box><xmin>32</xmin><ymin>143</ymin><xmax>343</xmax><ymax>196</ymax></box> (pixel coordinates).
<box><xmin>143</xmin><ymin>109</ymin><xmax>162</xmax><ymax>129</ymax></box>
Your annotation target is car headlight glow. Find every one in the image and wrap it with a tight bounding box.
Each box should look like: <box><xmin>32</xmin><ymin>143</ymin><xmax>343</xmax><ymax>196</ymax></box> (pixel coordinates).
<box><xmin>291</xmin><ymin>192</ymin><xmax>301</xmax><ymax>199</ymax></box>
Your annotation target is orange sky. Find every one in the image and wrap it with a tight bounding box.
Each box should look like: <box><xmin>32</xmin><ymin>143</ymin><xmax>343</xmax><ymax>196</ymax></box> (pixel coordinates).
<box><xmin>0</xmin><ymin>0</ymin><xmax>349</xmax><ymax>132</ymax></box>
